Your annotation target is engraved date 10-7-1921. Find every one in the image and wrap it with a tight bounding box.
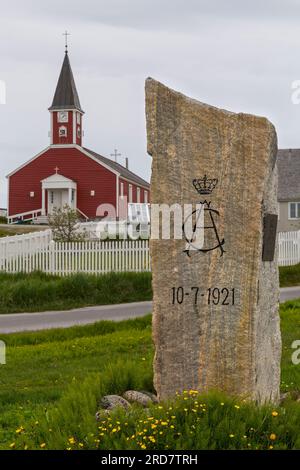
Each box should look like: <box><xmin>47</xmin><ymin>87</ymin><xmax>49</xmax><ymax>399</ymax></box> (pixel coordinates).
<box><xmin>171</xmin><ymin>287</ymin><xmax>235</xmax><ymax>306</ymax></box>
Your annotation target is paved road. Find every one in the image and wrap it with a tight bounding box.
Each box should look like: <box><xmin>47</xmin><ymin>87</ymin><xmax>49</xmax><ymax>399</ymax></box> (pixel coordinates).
<box><xmin>280</xmin><ymin>286</ymin><xmax>300</xmax><ymax>303</ymax></box>
<box><xmin>0</xmin><ymin>301</ymin><xmax>153</xmax><ymax>334</ymax></box>
<box><xmin>0</xmin><ymin>287</ymin><xmax>299</xmax><ymax>334</ymax></box>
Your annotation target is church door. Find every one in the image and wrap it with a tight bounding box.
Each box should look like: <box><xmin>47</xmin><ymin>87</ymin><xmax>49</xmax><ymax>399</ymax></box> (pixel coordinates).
<box><xmin>48</xmin><ymin>189</ymin><xmax>64</xmax><ymax>214</ymax></box>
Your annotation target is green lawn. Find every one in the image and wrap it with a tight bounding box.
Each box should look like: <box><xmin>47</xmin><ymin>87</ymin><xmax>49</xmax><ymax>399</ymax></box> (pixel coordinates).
<box><xmin>0</xmin><ymin>271</ymin><xmax>152</xmax><ymax>314</ymax></box>
<box><xmin>0</xmin><ymin>302</ymin><xmax>299</xmax><ymax>450</ymax></box>
<box><xmin>279</xmin><ymin>264</ymin><xmax>300</xmax><ymax>287</ymax></box>
<box><xmin>0</xmin><ymin>315</ymin><xmax>153</xmax><ymax>449</ymax></box>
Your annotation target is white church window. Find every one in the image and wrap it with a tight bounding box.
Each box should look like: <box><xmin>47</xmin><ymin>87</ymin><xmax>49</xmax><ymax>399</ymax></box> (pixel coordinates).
<box><xmin>90</xmin><ymin>190</ymin><xmax>95</xmax><ymax>196</ymax></box>
<box><xmin>144</xmin><ymin>190</ymin><xmax>148</xmax><ymax>204</ymax></box>
<box><xmin>120</xmin><ymin>182</ymin><xmax>124</xmax><ymax>199</ymax></box>
<box><xmin>137</xmin><ymin>187</ymin><xmax>140</xmax><ymax>203</ymax></box>
<box><xmin>128</xmin><ymin>184</ymin><xmax>133</xmax><ymax>203</ymax></box>
<box><xmin>29</xmin><ymin>191</ymin><xmax>35</xmax><ymax>198</ymax></box>
<box><xmin>59</xmin><ymin>126</ymin><xmax>67</xmax><ymax>137</ymax></box>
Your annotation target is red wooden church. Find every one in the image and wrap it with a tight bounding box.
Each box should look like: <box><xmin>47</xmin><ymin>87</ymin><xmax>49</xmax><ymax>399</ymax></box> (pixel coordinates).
<box><xmin>7</xmin><ymin>49</ymin><xmax>150</xmax><ymax>224</ymax></box>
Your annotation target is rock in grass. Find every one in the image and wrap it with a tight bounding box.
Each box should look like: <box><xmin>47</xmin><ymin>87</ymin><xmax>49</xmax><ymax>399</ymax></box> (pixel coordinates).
<box><xmin>140</xmin><ymin>391</ymin><xmax>159</xmax><ymax>404</ymax></box>
<box><xmin>123</xmin><ymin>390</ymin><xmax>157</xmax><ymax>407</ymax></box>
<box><xmin>100</xmin><ymin>394</ymin><xmax>131</xmax><ymax>411</ymax></box>
<box><xmin>95</xmin><ymin>409</ymin><xmax>111</xmax><ymax>421</ymax></box>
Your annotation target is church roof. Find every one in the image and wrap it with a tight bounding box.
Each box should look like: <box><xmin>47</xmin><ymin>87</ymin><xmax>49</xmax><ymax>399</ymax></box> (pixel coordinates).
<box><xmin>84</xmin><ymin>148</ymin><xmax>150</xmax><ymax>188</ymax></box>
<box><xmin>278</xmin><ymin>148</ymin><xmax>300</xmax><ymax>201</ymax></box>
<box><xmin>49</xmin><ymin>52</ymin><xmax>83</xmax><ymax>112</ymax></box>
<box><xmin>41</xmin><ymin>173</ymin><xmax>74</xmax><ymax>183</ymax></box>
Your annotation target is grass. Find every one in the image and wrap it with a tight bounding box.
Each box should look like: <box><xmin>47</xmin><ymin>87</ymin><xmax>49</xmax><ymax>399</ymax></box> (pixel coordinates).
<box><xmin>279</xmin><ymin>263</ymin><xmax>300</xmax><ymax>287</ymax></box>
<box><xmin>0</xmin><ymin>271</ymin><xmax>152</xmax><ymax>314</ymax></box>
<box><xmin>0</xmin><ymin>315</ymin><xmax>153</xmax><ymax>449</ymax></box>
<box><xmin>0</xmin><ymin>225</ymin><xmax>48</xmax><ymax>238</ymax></box>
<box><xmin>0</xmin><ymin>265</ymin><xmax>297</xmax><ymax>316</ymax></box>
<box><xmin>0</xmin><ymin>301</ymin><xmax>300</xmax><ymax>450</ymax></box>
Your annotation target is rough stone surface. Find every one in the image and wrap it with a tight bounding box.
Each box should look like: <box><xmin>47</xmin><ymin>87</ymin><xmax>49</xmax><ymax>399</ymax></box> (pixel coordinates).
<box><xmin>145</xmin><ymin>78</ymin><xmax>282</xmax><ymax>404</ymax></box>
<box><xmin>123</xmin><ymin>390</ymin><xmax>157</xmax><ymax>407</ymax></box>
<box><xmin>140</xmin><ymin>391</ymin><xmax>159</xmax><ymax>403</ymax></box>
<box><xmin>95</xmin><ymin>409</ymin><xmax>111</xmax><ymax>421</ymax></box>
<box><xmin>100</xmin><ymin>395</ymin><xmax>131</xmax><ymax>411</ymax></box>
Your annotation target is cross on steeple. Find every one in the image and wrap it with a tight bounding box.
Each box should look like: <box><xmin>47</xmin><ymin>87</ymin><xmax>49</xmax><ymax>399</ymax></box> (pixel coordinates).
<box><xmin>110</xmin><ymin>148</ymin><xmax>122</xmax><ymax>163</ymax></box>
<box><xmin>63</xmin><ymin>31</ymin><xmax>71</xmax><ymax>53</ymax></box>
<box><xmin>54</xmin><ymin>166</ymin><xmax>59</xmax><ymax>174</ymax></box>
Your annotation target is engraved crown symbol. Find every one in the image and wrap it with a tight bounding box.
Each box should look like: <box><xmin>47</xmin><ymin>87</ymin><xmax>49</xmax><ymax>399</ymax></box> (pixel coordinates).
<box><xmin>193</xmin><ymin>175</ymin><xmax>218</xmax><ymax>195</ymax></box>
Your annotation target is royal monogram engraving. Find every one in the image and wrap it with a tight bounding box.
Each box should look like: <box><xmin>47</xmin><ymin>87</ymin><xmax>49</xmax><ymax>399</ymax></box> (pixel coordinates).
<box><xmin>183</xmin><ymin>176</ymin><xmax>225</xmax><ymax>257</ymax></box>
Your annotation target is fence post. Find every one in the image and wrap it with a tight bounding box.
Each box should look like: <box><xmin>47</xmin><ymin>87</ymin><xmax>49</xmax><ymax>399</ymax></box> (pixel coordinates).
<box><xmin>49</xmin><ymin>240</ymin><xmax>55</xmax><ymax>274</ymax></box>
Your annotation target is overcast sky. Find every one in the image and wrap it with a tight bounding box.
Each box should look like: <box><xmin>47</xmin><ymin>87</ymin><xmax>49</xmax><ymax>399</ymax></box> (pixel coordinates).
<box><xmin>1</xmin><ymin>0</ymin><xmax>300</xmax><ymax>207</ymax></box>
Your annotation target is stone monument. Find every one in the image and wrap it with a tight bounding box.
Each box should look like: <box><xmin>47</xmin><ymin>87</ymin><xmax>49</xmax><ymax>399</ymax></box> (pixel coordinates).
<box><xmin>145</xmin><ymin>78</ymin><xmax>281</xmax><ymax>403</ymax></box>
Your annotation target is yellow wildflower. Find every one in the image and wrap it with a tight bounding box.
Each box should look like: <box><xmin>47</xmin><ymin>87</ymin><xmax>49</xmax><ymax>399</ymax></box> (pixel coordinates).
<box><xmin>40</xmin><ymin>443</ymin><xmax>46</xmax><ymax>449</ymax></box>
<box><xmin>229</xmin><ymin>434</ymin><xmax>235</xmax><ymax>438</ymax></box>
<box><xmin>15</xmin><ymin>426</ymin><xmax>24</xmax><ymax>434</ymax></box>
<box><xmin>272</xmin><ymin>411</ymin><xmax>278</xmax><ymax>417</ymax></box>
<box><xmin>270</xmin><ymin>433</ymin><xmax>276</xmax><ymax>441</ymax></box>
<box><xmin>68</xmin><ymin>437</ymin><xmax>76</xmax><ymax>445</ymax></box>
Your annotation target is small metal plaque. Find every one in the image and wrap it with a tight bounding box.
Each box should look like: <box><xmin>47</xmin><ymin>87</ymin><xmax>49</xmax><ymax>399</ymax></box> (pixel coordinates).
<box><xmin>262</xmin><ymin>213</ymin><xmax>278</xmax><ymax>262</ymax></box>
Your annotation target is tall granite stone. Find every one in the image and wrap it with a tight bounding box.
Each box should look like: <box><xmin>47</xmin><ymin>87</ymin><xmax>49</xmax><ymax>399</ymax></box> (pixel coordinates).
<box><xmin>145</xmin><ymin>78</ymin><xmax>281</xmax><ymax>403</ymax></box>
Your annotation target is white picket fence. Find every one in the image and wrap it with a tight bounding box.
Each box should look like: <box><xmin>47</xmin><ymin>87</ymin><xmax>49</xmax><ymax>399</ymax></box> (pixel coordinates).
<box><xmin>0</xmin><ymin>230</ymin><xmax>53</xmax><ymax>272</ymax></box>
<box><xmin>0</xmin><ymin>230</ymin><xmax>150</xmax><ymax>275</ymax></box>
<box><xmin>0</xmin><ymin>228</ymin><xmax>299</xmax><ymax>274</ymax></box>
<box><xmin>278</xmin><ymin>231</ymin><xmax>300</xmax><ymax>266</ymax></box>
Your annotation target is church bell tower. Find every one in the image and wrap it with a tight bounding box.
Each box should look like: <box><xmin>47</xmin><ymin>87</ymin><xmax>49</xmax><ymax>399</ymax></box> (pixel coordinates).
<box><xmin>48</xmin><ymin>43</ymin><xmax>84</xmax><ymax>147</ymax></box>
